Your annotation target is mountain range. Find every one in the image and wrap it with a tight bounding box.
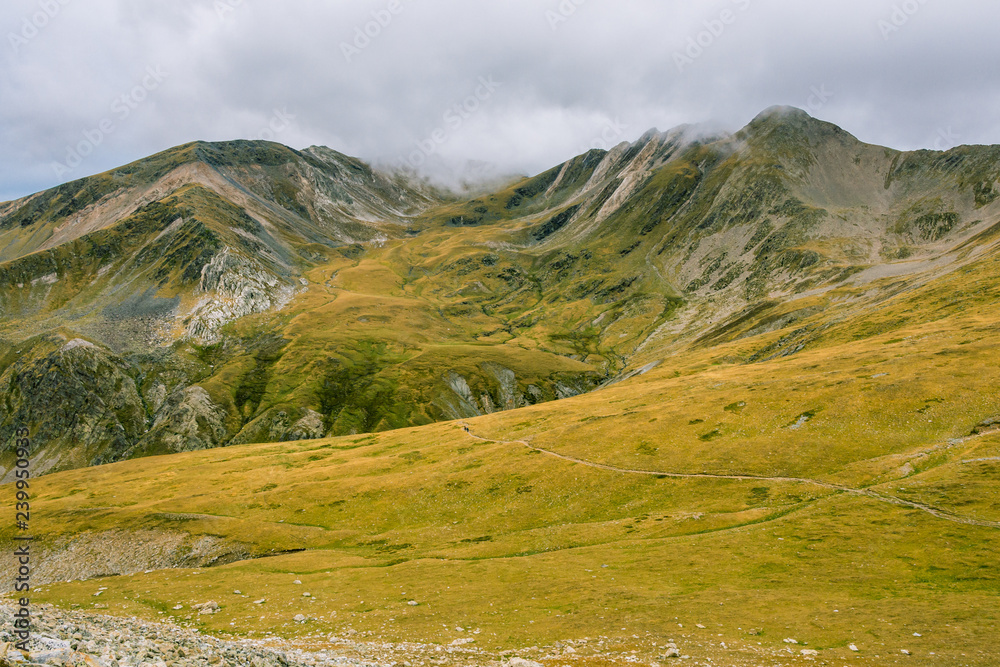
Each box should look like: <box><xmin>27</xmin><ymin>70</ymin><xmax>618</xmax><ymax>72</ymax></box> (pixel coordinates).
<box><xmin>3</xmin><ymin>106</ymin><xmax>999</xmax><ymax>478</ymax></box>
<box><xmin>1</xmin><ymin>106</ymin><xmax>999</xmax><ymax>664</ymax></box>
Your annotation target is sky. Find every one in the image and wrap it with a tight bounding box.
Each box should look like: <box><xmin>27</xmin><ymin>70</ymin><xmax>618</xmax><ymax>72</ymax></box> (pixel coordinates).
<box><xmin>2</xmin><ymin>0</ymin><xmax>999</xmax><ymax>201</ymax></box>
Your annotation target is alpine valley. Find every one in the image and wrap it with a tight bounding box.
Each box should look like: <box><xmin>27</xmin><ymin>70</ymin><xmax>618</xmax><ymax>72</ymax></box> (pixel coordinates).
<box><xmin>1</xmin><ymin>107</ymin><xmax>999</xmax><ymax>665</ymax></box>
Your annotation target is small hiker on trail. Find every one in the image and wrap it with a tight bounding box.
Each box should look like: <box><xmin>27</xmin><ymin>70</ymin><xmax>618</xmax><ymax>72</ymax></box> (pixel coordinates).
<box><xmin>463</xmin><ymin>425</ymin><xmax>469</xmax><ymax>432</ymax></box>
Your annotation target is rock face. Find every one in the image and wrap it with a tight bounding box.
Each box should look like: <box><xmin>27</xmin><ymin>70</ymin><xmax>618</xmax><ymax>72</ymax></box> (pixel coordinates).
<box><xmin>0</xmin><ymin>336</ymin><xmax>236</xmax><ymax>478</ymax></box>
<box><xmin>186</xmin><ymin>248</ymin><xmax>297</xmax><ymax>341</ymax></box>
<box><xmin>129</xmin><ymin>386</ymin><xmax>230</xmax><ymax>456</ymax></box>
<box><xmin>0</xmin><ymin>337</ymin><xmax>147</xmax><ymax>480</ymax></box>
<box><xmin>436</xmin><ymin>364</ymin><xmax>602</xmax><ymax>420</ymax></box>
<box><xmin>229</xmin><ymin>408</ymin><xmax>327</xmax><ymax>446</ymax></box>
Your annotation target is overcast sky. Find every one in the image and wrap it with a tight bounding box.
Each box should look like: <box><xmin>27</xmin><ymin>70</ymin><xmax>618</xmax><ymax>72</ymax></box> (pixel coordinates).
<box><xmin>2</xmin><ymin>0</ymin><xmax>999</xmax><ymax>201</ymax></box>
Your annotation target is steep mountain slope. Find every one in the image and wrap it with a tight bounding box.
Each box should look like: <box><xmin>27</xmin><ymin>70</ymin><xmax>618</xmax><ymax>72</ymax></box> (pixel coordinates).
<box><xmin>436</xmin><ymin>106</ymin><xmax>1000</xmax><ymax>357</ymax></box>
<box><xmin>0</xmin><ymin>140</ymin><xmax>611</xmax><ymax>476</ymax></box>
<box><xmin>8</xmin><ymin>248</ymin><xmax>1000</xmax><ymax>663</ymax></box>
<box><xmin>399</xmin><ymin>106</ymin><xmax>1000</xmax><ymax>371</ymax></box>
<box><xmin>4</xmin><ymin>108</ymin><xmax>1000</xmax><ymax>481</ymax></box>
<box><xmin>0</xmin><ymin>140</ymin><xmax>436</xmax><ymax>343</ymax></box>
<box><xmin>3</xmin><ymin>107</ymin><xmax>1000</xmax><ymax>663</ymax></box>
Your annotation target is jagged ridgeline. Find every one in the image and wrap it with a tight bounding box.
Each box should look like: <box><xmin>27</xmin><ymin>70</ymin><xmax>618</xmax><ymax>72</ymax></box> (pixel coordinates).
<box><xmin>3</xmin><ymin>106</ymin><xmax>1000</xmax><ymax>477</ymax></box>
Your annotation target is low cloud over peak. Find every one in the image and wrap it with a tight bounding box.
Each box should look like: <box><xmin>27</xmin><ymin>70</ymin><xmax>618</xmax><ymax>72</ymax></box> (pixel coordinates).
<box><xmin>2</xmin><ymin>0</ymin><xmax>999</xmax><ymax>201</ymax></box>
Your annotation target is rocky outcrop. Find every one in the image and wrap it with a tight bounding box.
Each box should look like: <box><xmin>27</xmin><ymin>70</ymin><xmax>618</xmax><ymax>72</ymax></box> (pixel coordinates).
<box><xmin>230</xmin><ymin>408</ymin><xmax>327</xmax><ymax>445</ymax></box>
<box><xmin>129</xmin><ymin>386</ymin><xmax>230</xmax><ymax>457</ymax></box>
<box><xmin>0</xmin><ymin>337</ymin><xmax>147</xmax><ymax>480</ymax></box>
<box><xmin>0</xmin><ymin>339</ymin><xmax>241</xmax><ymax>478</ymax></box>
<box><xmin>186</xmin><ymin>248</ymin><xmax>297</xmax><ymax>342</ymax></box>
<box><xmin>436</xmin><ymin>363</ymin><xmax>602</xmax><ymax>420</ymax></box>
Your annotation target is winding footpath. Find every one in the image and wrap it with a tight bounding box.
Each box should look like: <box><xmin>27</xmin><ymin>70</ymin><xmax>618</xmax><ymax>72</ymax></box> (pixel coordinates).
<box><xmin>458</xmin><ymin>423</ymin><xmax>1000</xmax><ymax>529</ymax></box>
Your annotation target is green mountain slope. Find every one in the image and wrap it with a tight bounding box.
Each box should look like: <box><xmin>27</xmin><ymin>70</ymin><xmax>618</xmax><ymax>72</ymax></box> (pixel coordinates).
<box><xmin>2</xmin><ymin>107</ymin><xmax>1000</xmax><ymax>663</ymax></box>
<box><xmin>7</xmin><ymin>253</ymin><xmax>1000</xmax><ymax>663</ymax></box>
<box><xmin>3</xmin><ymin>106</ymin><xmax>1000</xmax><ymax>482</ymax></box>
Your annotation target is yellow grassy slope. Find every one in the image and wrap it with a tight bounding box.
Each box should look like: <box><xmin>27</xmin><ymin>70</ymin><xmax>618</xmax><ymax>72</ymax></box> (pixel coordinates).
<box><xmin>6</xmin><ymin>225</ymin><xmax>1000</xmax><ymax>666</ymax></box>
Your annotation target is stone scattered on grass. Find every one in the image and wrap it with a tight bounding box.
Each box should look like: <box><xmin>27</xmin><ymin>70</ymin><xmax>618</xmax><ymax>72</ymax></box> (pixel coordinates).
<box><xmin>193</xmin><ymin>601</ymin><xmax>219</xmax><ymax>615</ymax></box>
<box><xmin>506</xmin><ymin>658</ymin><xmax>544</xmax><ymax>667</ymax></box>
<box><xmin>0</xmin><ymin>603</ymin><xmax>359</xmax><ymax>666</ymax></box>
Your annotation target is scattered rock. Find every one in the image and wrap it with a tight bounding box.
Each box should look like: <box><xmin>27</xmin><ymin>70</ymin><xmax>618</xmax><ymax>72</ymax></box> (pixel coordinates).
<box><xmin>0</xmin><ymin>603</ymin><xmax>352</xmax><ymax>666</ymax></box>
<box><xmin>193</xmin><ymin>601</ymin><xmax>219</xmax><ymax>615</ymax></box>
<box><xmin>507</xmin><ymin>659</ymin><xmax>543</xmax><ymax>667</ymax></box>
<box><xmin>35</xmin><ymin>637</ymin><xmax>70</xmax><ymax>651</ymax></box>
<box><xmin>849</xmin><ymin>644</ymin><xmax>859</xmax><ymax>652</ymax></box>
<box><xmin>30</xmin><ymin>647</ymin><xmax>75</xmax><ymax>664</ymax></box>
<box><xmin>407</xmin><ymin>600</ymin><xmax>419</xmax><ymax>606</ymax></box>
<box><xmin>783</xmin><ymin>638</ymin><xmax>799</xmax><ymax>644</ymax></box>
<box><xmin>800</xmin><ymin>648</ymin><xmax>818</xmax><ymax>656</ymax></box>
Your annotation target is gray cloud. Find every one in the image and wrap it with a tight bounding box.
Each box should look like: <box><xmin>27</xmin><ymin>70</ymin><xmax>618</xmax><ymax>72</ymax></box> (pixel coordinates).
<box><xmin>2</xmin><ymin>0</ymin><xmax>999</xmax><ymax>201</ymax></box>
